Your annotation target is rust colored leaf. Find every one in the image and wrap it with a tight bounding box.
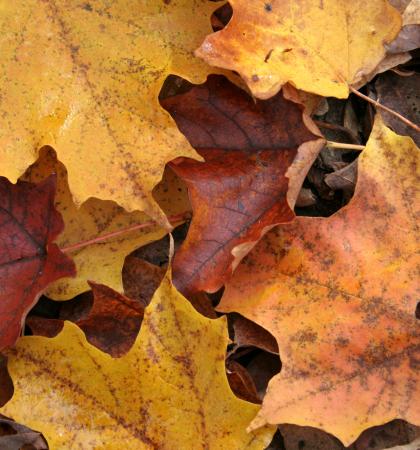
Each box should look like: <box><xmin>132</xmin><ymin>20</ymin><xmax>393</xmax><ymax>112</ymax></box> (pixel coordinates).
<box><xmin>28</xmin><ymin>282</ymin><xmax>145</xmax><ymax>357</ymax></box>
<box><xmin>218</xmin><ymin>117</ymin><xmax>420</xmax><ymax>444</ymax></box>
<box><xmin>162</xmin><ymin>75</ymin><xmax>323</xmax><ymax>294</ymax></box>
<box><xmin>0</xmin><ymin>176</ymin><xmax>75</xmax><ymax>350</ymax></box>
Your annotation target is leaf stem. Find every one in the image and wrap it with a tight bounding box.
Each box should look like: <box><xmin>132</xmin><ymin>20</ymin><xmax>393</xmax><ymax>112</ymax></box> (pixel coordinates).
<box><xmin>60</xmin><ymin>212</ymin><xmax>191</xmax><ymax>254</ymax></box>
<box><xmin>349</xmin><ymin>86</ymin><xmax>420</xmax><ymax>132</ymax></box>
<box><xmin>326</xmin><ymin>141</ymin><xmax>365</xmax><ymax>151</ymax></box>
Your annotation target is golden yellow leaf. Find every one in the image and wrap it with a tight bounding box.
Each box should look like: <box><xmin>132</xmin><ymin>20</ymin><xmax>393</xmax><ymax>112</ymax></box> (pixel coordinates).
<box><xmin>217</xmin><ymin>117</ymin><xmax>420</xmax><ymax>444</ymax></box>
<box><xmin>196</xmin><ymin>0</ymin><xmax>401</xmax><ymax>98</ymax></box>
<box><xmin>1</xmin><ymin>275</ymin><xmax>275</xmax><ymax>449</ymax></box>
<box><xmin>0</xmin><ymin>0</ymin><xmax>218</xmax><ymax>224</ymax></box>
<box><xmin>21</xmin><ymin>147</ymin><xmax>190</xmax><ymax>300</ymax></box>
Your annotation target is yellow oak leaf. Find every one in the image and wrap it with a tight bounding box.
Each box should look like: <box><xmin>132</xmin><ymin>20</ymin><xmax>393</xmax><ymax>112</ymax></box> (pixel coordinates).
<box><xmin>1</xmin><ymin>274</ymin><xmax>275</xmax><ymax>449</ymax></box>
<box><xmin>21</xmin><ymin>147</ymin><xmax>190</xmax><ymax>300</ymax></box>
<box><xmin>0</xmin><ymin>0</ymin><xmax>218</xmax><ymax>224</ymax></box>
<box><xmin>217</xmin><ymin>117</ymin><xmax>420</xmax><ymax>444</ymax></box>
<box><xmin>196</xmin><ymin>0</ymin><xmax>401</xmax><ymax>98</ymax></box>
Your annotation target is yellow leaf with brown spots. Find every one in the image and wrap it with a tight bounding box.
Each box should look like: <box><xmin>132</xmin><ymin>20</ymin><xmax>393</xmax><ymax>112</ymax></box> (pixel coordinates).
<box><xmin>217</xmin><ymin>117</ymin><xmax>420</xmax><ymax>445</ymax></box>
<box><xmin>21</xmin><ymin>147</ymin><xmax>190</xmax><ymax>300</ymax></box>
<box><xmin>0</xmin><ymin>274</ymin><xmax>275</xmax><ymax>449</ymax></box>
<box><xmin>0</xmin><ymin>0</ymin><xmax>218</xmax><ymax>224</ymax></box>
<box><xmin>196</xmin><ymin>0</ymin><xmax>401</xmax><ymax>99</ymax></box>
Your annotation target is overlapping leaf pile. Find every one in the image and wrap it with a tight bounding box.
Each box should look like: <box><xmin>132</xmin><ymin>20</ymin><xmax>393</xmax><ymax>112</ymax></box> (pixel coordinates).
<box><xmin>0</xmin><ymin>0</ymin><xmax>418</xmax><ymax>448</ymax></box>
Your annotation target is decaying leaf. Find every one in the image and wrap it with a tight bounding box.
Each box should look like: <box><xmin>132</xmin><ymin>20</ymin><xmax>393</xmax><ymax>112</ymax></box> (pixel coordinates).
<box><xmin>196</xmin><ymin>0</ymin><xmax>401</xmax><ymax>98</ymax></box>
<box><xmin>163</xmin><ymin>75</ymin><xmax>323</xmax><ymax>294</ymax></box>
<box><xmin>22</xmin><ymin>147</ymin><xmax>190</xmax><ymax>299</ymax></box>
<box><xmin>375</xmin><ymin>73</ymin><xmax>420</xmax><ymax>146</ymax></box>
<box><xmin>218</xmin><ymin>118</ymin><xmax>420</xmax><ymax>444</ymax></box>
<box><xmin>0</xmin><ymin>176</ymin><xmax>75</xmax><ymax>350</ymax></box>
<box><xmin>0</xmin><ymin>0</ymin><xmax>219</xmax><ymax>223</ymax></box>
<box><xmin>1</xmin><ymin>274</ymin><xmax>275</xmax><ymax>449</ymax></box>
<box><xmin>28</xmin><ymin>282</ymin><xmax>145</xmax><ymax>357</ymax></box>
<box><xmin>0</xmin><ymin>414</ymin><xmax>48</xmax><ymax>450</ymax></box>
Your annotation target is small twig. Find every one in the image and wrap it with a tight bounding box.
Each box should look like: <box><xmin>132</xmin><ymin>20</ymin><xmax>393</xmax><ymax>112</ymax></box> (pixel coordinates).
<box><xmin>60</xmin><ymin>212</ymin><xmax>190</xmax><ymax>253</ymax></box>
<box><xmin>349</xmin><ymin>86</ymin><xmax>420</xmax><ymax>132</ymax></box>
<box><xmin>314</xmin><ymin>120</ymin><xmax>360</xmax><ymax>144</ymax></box>
<box><xmin>326</xmin><ymin>141</ymin><xmax>365</xmax><ymax>151</ymax></box>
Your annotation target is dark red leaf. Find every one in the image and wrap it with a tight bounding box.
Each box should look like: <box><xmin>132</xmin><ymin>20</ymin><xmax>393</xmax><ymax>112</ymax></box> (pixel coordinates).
<box><xmin>0</xmin><ymin>176</ymin><xmax>75</xmax><ymax>350</ymax></box>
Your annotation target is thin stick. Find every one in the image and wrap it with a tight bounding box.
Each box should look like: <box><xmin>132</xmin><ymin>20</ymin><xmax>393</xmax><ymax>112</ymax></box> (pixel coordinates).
<box><xmin>61</xmin><ymin>212</ymin><xmax>190</xmax><ymax>254</ymax></box>
<box><xmin>349</xmin><ymin>86</ymin><xmax>420</xmax><ymax>132</ymax></box>
<box><xmin>326</xmin><ymin>141</ymin><xmax>365</xmax><ymax>151</ymax></box>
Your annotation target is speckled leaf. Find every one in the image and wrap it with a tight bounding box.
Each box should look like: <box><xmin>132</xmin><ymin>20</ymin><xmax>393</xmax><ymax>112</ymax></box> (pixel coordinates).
<box><xmin>196</xmin><ymin>0</ymin><xmax>401</xmax><ymax>99</ymax></box>
<box><xmin>162</xmin><ymin>75</ymin><xmax>323</xmax><ymax>294</ymax></box>
<box><xmin>0</xmin><ymin>0</ymin><xmax>219</xmax><ymax>224</ymax></box>
<box><xmin>21</xmin><ymin>147</ymin><xmax>190</xmax><ymax>299</ymax></box>
<box><xmin>1</xmin><ymin>274</ymin><xmax>275</xmax><ymax>449</ymax></box>
<box><xmin>218</xmin><ymin>117</ymin><xmax>420</xmax><ymax>445</ymax></box>
<box><xmin>0</xmin><ymin>176</ymin><xmax>75</xmax><ymax>350</ymax></box>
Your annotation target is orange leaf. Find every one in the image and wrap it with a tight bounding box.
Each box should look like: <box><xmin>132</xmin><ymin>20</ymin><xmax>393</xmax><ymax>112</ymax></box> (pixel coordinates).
<box><xmin>196</xmin><ymin>0</ymin><xmax>401</xmax><ymax>99</ymax></box>
<box><xmin>218</xmin><ymin>117</ymin><xmax>420</xmax><ymax>445</ymax></box>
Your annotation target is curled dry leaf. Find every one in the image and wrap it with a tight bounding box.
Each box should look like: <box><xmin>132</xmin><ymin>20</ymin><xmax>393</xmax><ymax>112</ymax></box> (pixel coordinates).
<box><xmin>1</xmin><ymin>274</ymin><xmax>275</xmax><ymax>449</ymax></box>
<box><xmin>0</xmin><ymin>0</ymin><xmax>220</xmax><ymax>224</ymax></box>
<box><xmin>162</xmin><ymin>75</ymin><xmax>323</xmax><ymax>294</ymax></box>
<box><xmin>375</xmin><ymin>72</ymin><xmax>420</xmax><ymax>146</ymax></box>
<box><xmin>218</xmin><ymin>118</ymin><xmax>420</xmax><ymax>445</ymax></box>
<box><xmin>22</xmin><ymin>148</ymin><xmax>190</xmax><ymax>299</ymax></box>
<box><xmin>0</xmin><ymin>414</ymin><xmax>48</xmax><ymax>450</ymax></box>
<box><xmin>231</xmin><ymin>314</ymin><xmax>279</xmax><ymax>354</ymax></box>
<box><xmin>0</xmin><ymin>176</ymin><xmax>75</xmax><ymax>351</ymax></box>
<box><xmin>196</xmin><ymin>0</ymin><xmax>401</xmax><ymax>99</ymax></box>
<box><xmin>28</xmin><ymin>282</ymin><xmax>145</xmax><ymax>357</ymax></box>
<box><xmin>226</xmin><ymin>360</ymin><xmax>261</xmax><ymax>404</ymax></box>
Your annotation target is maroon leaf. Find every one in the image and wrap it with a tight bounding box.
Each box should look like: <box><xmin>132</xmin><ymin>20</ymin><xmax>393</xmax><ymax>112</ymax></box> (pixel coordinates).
<box><xmin>0</xmin><ymin>176</ymin><xmax>75</xmax><ymax>350</ymax></box>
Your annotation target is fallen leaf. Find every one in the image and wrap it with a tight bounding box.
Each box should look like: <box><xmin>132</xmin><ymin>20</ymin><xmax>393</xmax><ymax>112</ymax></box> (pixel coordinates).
<box><xmin>0</xmin><ymin>0</ymin><xmax>219</xmax><ymax>223</ymax></box>
<box><xmin>357</xmin><ymin>0</ymin><xmax>419</xmax><ymax>85</ymax></box>
<box><xmin>1</xmin><ymin>274</ymin><xmax>275</xmax><ymax>449</ymax></box>
<box><xmin>196</xmin><ymin>0</ymin><xmax>401</xmax><ymax>98</ymax></box>
<box><xmin>28</xmin><ymin>282</ymin><xmax>145</xmax><ymax>357</ymax></box>
<box><xmin>226</xmin><ymin>360</ymin><xmax>261</xmax><ymax>404</ymax></box>
<box><xmin>218</xmin><ymin>117</ymin><xmax>420</xmax><ymax>444</ymax></box>
<box><xmin>0</xmin><ymin>176</ymin><xmax>75</xmax><ymax>350</ymax></box>
<box><xmin>22</xmin><ymin>147</ymin><xmax>190</xmax><ymax>299</ymax></box>
<box><xmin>162</xmin><ymin>75</ymin><xmax>323</xmax><ymax>294</ymax></box>
<box><xmin>231</xmin><ymin>314</ymin><xmax>279</xmax><ymax>354</ymax></box>
<box><xmin>123</xmin><ymin>255</ymin><xmax>166</xmax><ymax>307</ymax></box>
<box><xmin>0</xmin><ymin>414</ymin><xmax>48</xmax><ymax>450</ymax></box>
<box><xmin>375</xmin><ymin>73</ymin><xmax>420</xmax><ymax>146</ymax></box>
